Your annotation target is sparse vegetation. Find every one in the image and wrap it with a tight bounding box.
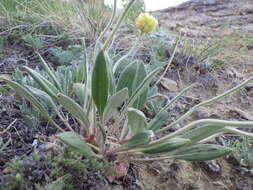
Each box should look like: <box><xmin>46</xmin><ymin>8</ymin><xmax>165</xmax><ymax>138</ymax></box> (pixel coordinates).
<box><xmin>0</xmin><ymin>0</ymin><xmax>253</xmax><ymax>189</ymax></box>
<box><xmin>230</xmin><ymin>137</ymin><xmax>253</xmax><ymax>171</ymax></box>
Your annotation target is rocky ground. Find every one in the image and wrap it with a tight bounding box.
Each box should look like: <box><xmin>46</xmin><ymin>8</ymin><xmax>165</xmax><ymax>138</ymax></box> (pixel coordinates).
<box><xmin>137</xmin><ymin>0</ymin><xmax>253</xmax><ymax>189</ymax></box>
<box><xmin>0</xmin><ymin>0</ymin><xmax>253</xmax><ymax>189</ymax></box>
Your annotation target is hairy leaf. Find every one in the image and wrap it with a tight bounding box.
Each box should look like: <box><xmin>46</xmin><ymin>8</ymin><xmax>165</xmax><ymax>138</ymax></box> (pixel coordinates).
<box><xmin>92</xmin><ymin>50</ymin><xmax>109</xmax><ymax>117</ymax></box>
<box><xmin>103</xmin><ymin>88</ymin><xmax>128</xmax><ymax>123</ymax></box>
<box><xmin>1</xmin><ymin>78</ymin><xmax>50</xmax><ymax>118</ymax></box>
<box><xmin>38</xmin><ymin>53</ymin><xmax>62</xmax><ymax>91</ymax></box>
<box><xmin>128</xmin><ymin>108</ymin><xmax>147</xmax><ymax>135</ymax></box>
<box><xmin>128</xmin><ymin>67</ymin><xmax>161</xmax><ymax>107</ymax></box>
<box><xmin>171</xmin><ymin>144</ymin><xmax>232</xmax><ymax>161</ymax></box>
<box><xmin>104</xmin><ymin>51</ymin><xmax>116</xmax><ymax>95</ymax></box>
<box><xmin>142</xmin><ymin>138</ymin><xmax>190</xmax><ymax>154</ymax></box>
<box><xmin>27</xmin><ymin>85</ymin><xmax>60</xmax><ymax>115</ymax></box>
<box><xmin>23</xmin><ymin>66</ymin><xmax>59</xmax><ymax>98</ymax></box>
<box><xmin>73</xmin><ymin>83</ymin><xmax>86</xmax><ymax>106</ymax></box>
<box><xmin>181</xmin><ymin>125</ymin><xmax>224</xmax><ymax>145</ymax></box>
<box><xmin>148</xmin><ymin>110</ymin><xmax>170</xmax><ymax>132</ymax></box>
<box><xmin>57</xmin><ymin>132</ymin><xmax>94</xmax><ymax>157</ymax></box>
<box><xmin>126</xmin><ymin>130</ymin><xmax>154</xmax><ymax>149</ymax></box>
<box><xmin>57</xmin><ymin>93</ymin><xmax>89</xmax><ymax>130</ymax></box>
<box><xmin>117</xmin><ymin>61</ymin><xmax>147</xmax><ymax>108</ymax></box>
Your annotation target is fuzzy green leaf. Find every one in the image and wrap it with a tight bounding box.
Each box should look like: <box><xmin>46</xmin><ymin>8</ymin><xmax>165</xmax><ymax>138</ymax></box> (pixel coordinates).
<box><xmin>148</xmin><ymin>110</ymin><xmax>170</xmax><ymax>132</ymax></box>
<box><xmin>117</xmin><ymin>61</ymin><xmax>147</xmax><ymax>109</ymax></box>
<box><xmin>128</xmin><ymin>108</ymin><xmax>147</xmax><ymax>135</ymax></box>
<box><xmin>73</xmin><ymin>83</ymin><xmax>86</xmax><ymax>106</ymax></box>
<box><xmin>37</xmin><ymin>53</ymin><xmax>62</xmax><ymax>91</ymax></box>
<box><xmin>141</xmin><ymin>138</ymin><xmax>190</xmax><ymax>155</ymax></box>
<box><xmin>125</xmin><ymin>130</ymin><xmax>154</xmax><ymax>149</ymax></box>
<box><xmin>131</xmin><ymin>61</ymin><xmax>148</xmax><ymax>108</ymax></box>
<box><xmin>181</xmin><ymin>125</ymin><xmax>224</xmax><ymax>145</ymax></box>
<box><xmin>117</xmin><ymin>62</ymin><xmax>136</xmax><ymax>95</ymax></box>
<box><xmin>27</xmin><ymin>85</ymin><xmax>60</xmax><ymax>115</ymax></box>
<box><xmin>23</xmin><ymin>66</ymin><xmax>59</xmax><ymax>98</ymax></box>
<box><xmin>92</xmin><ymin>50</ymin><xmax>109</xmax><ymax>117</ymax></box>
<box><xmin>1</xmin><ymin>78</ymin><xmax>50</xmax><ymax>118</ymax></box>
<box><xmin>57</xmin><ymin>93</ymin><xmax>89</xmax><ymax>130</ymax></box>
<box><xmin>104</xmin><ymin>51</ymin><xmax>116</xmax><ymax>95</ymax></box>
<box><xmin>128</xmin><ymin>67</ymin><xmax>161</xmax><ymax>107</ymax></box>
<box><xmin>171</xmin><ymin>144</ymin><xmax>232</xmax><ymax>161</ymax></box>
<box><xmin>103</xmin><ymin>88</ymin><xmax>128</xmax><ymax>123</ymax></box>
<box><xmin>57</xmin><ymin>132</ymin><xmax>94</xmax><ymax>157</ymax></box>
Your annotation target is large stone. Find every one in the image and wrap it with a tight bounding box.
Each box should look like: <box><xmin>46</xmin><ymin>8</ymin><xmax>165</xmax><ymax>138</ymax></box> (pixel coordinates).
<box><xmin>242</xmin><ymin>24</ymin><xmax>253</xmax><ymax>32</ymax></box>
<box><xmin>161</xmin><ymin>78</ymin><xmax>178</xmax><ymax>92</ymax></box>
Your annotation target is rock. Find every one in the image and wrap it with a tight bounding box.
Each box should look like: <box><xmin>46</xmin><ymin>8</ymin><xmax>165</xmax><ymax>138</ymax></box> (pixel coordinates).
<box><xmin>227</xmin><ymin>106</ymin><xmax>253</xmax><ymax>120</ymax></box>
<box><xmin>191</xmin><ymin>107</ymin><xmax>209</xmax><ymax>119</ymax></box>
<box><xmin>198</xmin><ymin>160</ymin><xmax>222</xmax><ymax>179</ymax></box>
<box><xmin>226</xmin><ymin>67</ymin><xmax>244</xmax><ymax>79</ymax></box>
<box><xmin>236</xmin><ymin>177</ymin><xmax>253</xmax><ymax>190</ymax></box>
<box><xmin>161</xmin><ymin>78</ymin><xmax>178</xmax><ymax>92</ymax></box>
<box><xmin>158</xmin><ymin>0</ymin><xmax>233</xmax><ymax>13</ymax></box>
<box><xmin>242</xmin><ymin>24</ymin><xmax>253</xmax><ymax>32</ymax></box>
<box><xmin>112</xmin><ymin>185</ymin><xmax>123</xmax><ymax>190</ymax></box>
<box><xmin>2</xmin><ymin>167</ymin><xmax>11</xmax><ymax>174</ymax></box>
<box><xmin>148</xmin><ymin>161</ymin><xmax>163</xmax><ymax>175</ymax></box>
<box><xmin>212</xmin><ymin>181</ymin><xmax>229</xmax><ymax>189</ymax></box>
<box><xmin>183</xmin><ymin>183</ymin><xmax>200</xmax><ymax>190</ymax></box>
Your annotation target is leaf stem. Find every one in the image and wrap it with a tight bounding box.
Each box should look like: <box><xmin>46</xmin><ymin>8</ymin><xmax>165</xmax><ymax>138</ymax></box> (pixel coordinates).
<box><xmin>113</xmin><ymin>32</ymin><xmax>142</xmax><ymax>73</ymax></box>
<box><xmin>57</xmin><ymin>112</ymin><xmax>74</xmax><ymax>132</ymax></box>
<box><xmin>152</xmin><ymin>119</ymin><xmax>253</xmax><ymax>145</ymax></box>
<box><xmin>155</xmin><ymin>35</ymin><xmax>180</xmax><ymax>86</ymax></box>
<box><xmin>131</xmin><ymin>156</ymin><xmax>173</xmax><ymax>162</ymax></box>
<box><xmin>97</xmin><ymin>0</ymin><xmax>117</xmax><ymax>43</ymax></box>
<box><xmin>50</xmin><ymin>119</ymin><xmax>65</xmax><ymax>132</ymax></box>
<box><xmin>157</xmin><ymin>75</ymin><xmax>253</xmax><ymax>134</ymax></box>
<box><xmin>102</xmin><ymin>0</ymin><xmax>136</xmax><ymax>51</ymax></box>
<box><xmin>224</xmin><ymin>127</ymin><xmax>253</xmax><ymax>138</ymax></box>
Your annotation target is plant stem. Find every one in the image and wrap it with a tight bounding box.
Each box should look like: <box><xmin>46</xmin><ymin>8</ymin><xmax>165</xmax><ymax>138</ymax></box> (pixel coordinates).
<box><xmin>117</xmin><ymin>114</ymin><xmax>128</xmax><ymax>140</ymax></box>
<box><xmin>113</xmin><ymin>32</ymin><xmax>142</xmax><ymax>73</ymax></box>
<box><xmin>152</xmin><ymin>119</ymin><xmax>253</xmax><ymax>145</ymax></box>
<box><xmin>152</xmin><ymin>84</ymin><xmax>194</xmax><ymax>122</ymax></box>
<box><xmin>58</xmin><ymin>113</ymin><xmax>74</xmax><ymax>132</ymax></box>
<box><xmin>224</xmin><ymin>127</ymin><xmax>253</xmax><ymax>138</ymax></box>
<box><xmin>0</xmin><ymin>119</ymin><xmax>17</xmax><ymax>134</ymax></box>
<box><xmin>106</xmin><ymin>141</ymin><xmax>121</xmax><ymax>147</ymax></box>
<box><xmin>131</xmin><ymin>156</ymin><xmax>173</xmax><ymax>162</ymax></box>
<box><xmin>50</xmin><ymin>119</ymin><xmax>65</xmax><ymax>132</ymax></box>
<box><xmin>102</xmin><ymin>0</ymin><xmax>136</xmax><ymax>51</ymax></box>
<box><xmin>97</xmin><ymin>0</ymin><xmax>117</xmax><ymax>43</ymax></box>
<box><xmin>118</xmin><ymin>67</ymin><xmax>161</xmax><ymax>138</ymax></box>
<box><xmin>116</xmin><ymin>148</ymin><xmax>142</xmax><ymax>155</ymax></box>
<box><xmin>157</xmin><ymin>75</ymin><xmax>253</xmax><ymax>134</ymax></box>
<box><xmin>155</xmin><ymin>35</ymin><xmax>180</xmax><ymax>86</ymax></box>
<box><xmin>87</xmin><ymin>143</ymin><xmax>100</xmax><ymax>152</ymax></box>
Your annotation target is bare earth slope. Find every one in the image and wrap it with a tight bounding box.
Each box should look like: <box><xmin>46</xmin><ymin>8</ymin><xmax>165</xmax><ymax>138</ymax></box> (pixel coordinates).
<box><xmin>139</xmin><ymin>0</ymin><xmax>253</xmax><ymax>189</ymax></box>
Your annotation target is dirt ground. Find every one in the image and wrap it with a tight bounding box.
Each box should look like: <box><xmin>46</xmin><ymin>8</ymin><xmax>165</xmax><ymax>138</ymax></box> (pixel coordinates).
<box><xmin>0</xmin><ymin>0</ymin><xmax>253</xmax><ymax>189</ymax></box>
<box><xmin>139</xmin><ymin>0</ymin><xmax>253</xmax><ymax>189</ymax></box>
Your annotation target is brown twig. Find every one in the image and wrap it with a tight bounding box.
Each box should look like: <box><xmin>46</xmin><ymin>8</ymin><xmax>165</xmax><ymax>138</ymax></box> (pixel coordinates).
<box><xmin>0</xmin><ymin>119</ymin><xmax>18</xmax><ymax>135</ymax></box>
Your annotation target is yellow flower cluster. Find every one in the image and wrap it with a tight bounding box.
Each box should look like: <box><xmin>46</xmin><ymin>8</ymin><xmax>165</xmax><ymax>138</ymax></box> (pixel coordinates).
<box><xmin>135</xmin><ymin>13</ymin><xmax>158</xmax><ymax>34</ymax></box>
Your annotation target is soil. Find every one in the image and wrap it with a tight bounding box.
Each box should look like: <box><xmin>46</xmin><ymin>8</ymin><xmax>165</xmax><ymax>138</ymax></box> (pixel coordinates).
<box><xmin>138</xmin><ymin>0</ymin><xmax>253</xmax><ymax>189</ymax></box>
<box><xmin>1</xmin><ymin>0</ymin><xmax>253</xmax><ymax>189</ymax></box>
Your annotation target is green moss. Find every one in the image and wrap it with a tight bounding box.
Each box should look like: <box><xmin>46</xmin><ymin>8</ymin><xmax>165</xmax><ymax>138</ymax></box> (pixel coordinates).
<box><xmin>89</xmin><ymin>158</ymin><xmax>111</xmax><ymax>174</ymax></box>
<box><xmin>6</xmin><ymin>159</ymin><xmax>24</xmax><ymax>173</ymax></box>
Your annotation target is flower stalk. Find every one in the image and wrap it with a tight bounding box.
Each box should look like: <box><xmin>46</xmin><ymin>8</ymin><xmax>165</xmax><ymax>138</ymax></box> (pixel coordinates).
<box><xmin>157</xmin><ymin>75</ymin><xmax>253</xmax><ymax>134</ymax></box>
<box><xmin>113</xmin><ymin>32</ymin><xmax>142</xmax><ymax>73</ymax></box>
<box><xmin>102</xmin><ymin>0</ymin><xmax>136</xmax><ymax>51</ymax></box>
<box><xmin>151</xmin><ymin>119</ymin><xmax>253</xmax><ymax>146</ymax></box>
<box><xmin>97</xmin><ymin>0</ymin><xmax>117</xmax><ymax>43</ymax></box>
